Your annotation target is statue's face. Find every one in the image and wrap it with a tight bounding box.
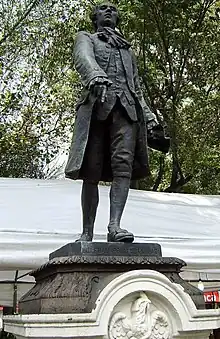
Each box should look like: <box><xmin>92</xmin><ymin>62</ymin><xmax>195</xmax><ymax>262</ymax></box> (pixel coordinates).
<box><xmin>95</xmin><ymin>2</ymin><xmax>118</xmax><ymax>29</ymax></box>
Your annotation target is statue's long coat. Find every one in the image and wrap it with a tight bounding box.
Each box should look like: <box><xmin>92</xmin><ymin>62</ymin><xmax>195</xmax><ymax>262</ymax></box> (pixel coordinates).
<box><xmin>65</xmin><ymin>31</ymin><xmax>157</xmax><ymax>181</ymax></box>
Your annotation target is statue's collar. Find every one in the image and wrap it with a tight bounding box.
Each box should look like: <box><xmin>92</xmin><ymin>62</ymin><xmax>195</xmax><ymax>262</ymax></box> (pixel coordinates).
<box><xmin>96</xmin><ymin>27</ymin><xmax>131</xmax><ymax>49</ymax></box>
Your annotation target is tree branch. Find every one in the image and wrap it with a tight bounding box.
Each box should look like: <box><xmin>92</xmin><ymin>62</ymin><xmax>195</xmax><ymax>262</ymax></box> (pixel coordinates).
<box><xmin>164</xmin><ymin>174</ymin><xmax>193</xmax><ymax>193</ymax></box>
<box><xmin>152</xmin><ymin>155</ymin><xmax>165</xmax><ymax>191</ymax></box>
<box><xmin>174</xmin><ymin>0</ymin><xmax>216</xmax><ymax>100</ymax></box>
<box><xmin>0</xmin><ymin>0</ymin><xmax>40</xmax><ymax>46</ymax></box>
<box><xmin>150</xmin><ymin>4</ymin><xmax>175</xmax><ymax>99</ymax></box>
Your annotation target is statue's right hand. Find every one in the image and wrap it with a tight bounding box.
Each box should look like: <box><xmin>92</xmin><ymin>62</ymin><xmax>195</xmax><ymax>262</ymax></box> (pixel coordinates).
<box><xmin>88</xmin><ymin>77</ymin><xmax>112</xmax><ymax>103</ymax></box>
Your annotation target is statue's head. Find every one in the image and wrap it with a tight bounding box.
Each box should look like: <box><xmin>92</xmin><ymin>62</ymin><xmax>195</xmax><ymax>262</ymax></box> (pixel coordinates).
<box><xmin>91</xmin><ymin>2</ymin><xmax>119</xmax><ymax>30</ymax></box>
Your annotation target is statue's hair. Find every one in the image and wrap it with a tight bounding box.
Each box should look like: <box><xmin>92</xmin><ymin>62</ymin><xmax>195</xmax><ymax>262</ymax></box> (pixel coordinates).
<box><xmin>90</xmin><ymin>2</ymin><xmax>120</xmax><ymax>30</ymax></box>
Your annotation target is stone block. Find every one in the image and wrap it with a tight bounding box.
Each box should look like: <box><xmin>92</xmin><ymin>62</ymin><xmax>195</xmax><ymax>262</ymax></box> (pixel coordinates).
<box><xmin>49</xmin><ymin>241</ymin><xmax>162</xmax><ymax>259</ymax></box>
<box><xmin>19</xmin><ymin>242</ymin><xmax>204</xmax><ymax>314</ymax></box>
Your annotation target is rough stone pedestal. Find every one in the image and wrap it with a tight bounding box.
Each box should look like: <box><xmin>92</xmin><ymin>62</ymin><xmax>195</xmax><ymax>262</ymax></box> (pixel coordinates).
<box><xmin>18</xmin><ymin>242</ymin><xmax>205</xmax><ymax>314</ymax></box>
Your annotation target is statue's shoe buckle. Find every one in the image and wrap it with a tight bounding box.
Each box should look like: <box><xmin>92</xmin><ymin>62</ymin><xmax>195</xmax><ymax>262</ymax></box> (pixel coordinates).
<box><xmin>107</xmin><ymin>229</ymin><xmax>134</xmax><ymax>243</ymax></box>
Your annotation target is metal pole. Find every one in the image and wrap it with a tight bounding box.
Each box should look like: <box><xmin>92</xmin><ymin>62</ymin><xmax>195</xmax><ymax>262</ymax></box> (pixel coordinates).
<box><xmin>13</xmin><ymin>270</ymin><xmax>18</xmax><ymax>314</ymax></box>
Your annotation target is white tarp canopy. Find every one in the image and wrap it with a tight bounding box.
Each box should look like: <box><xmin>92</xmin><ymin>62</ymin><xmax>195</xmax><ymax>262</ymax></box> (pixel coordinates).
<box><xmin>1</xmin><ymin>177</ymin><xmax>220</xmax><ymax>279</ymax></box>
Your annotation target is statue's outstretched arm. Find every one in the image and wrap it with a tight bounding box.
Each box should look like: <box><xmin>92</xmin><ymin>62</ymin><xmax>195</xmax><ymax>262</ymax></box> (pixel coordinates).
<box><xmin>74</xmin><ymin>31</ymin><xmax>109</xmax><ymax>88</ymax></box>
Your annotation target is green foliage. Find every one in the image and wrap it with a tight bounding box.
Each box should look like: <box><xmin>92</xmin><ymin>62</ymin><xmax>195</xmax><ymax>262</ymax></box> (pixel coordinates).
<box><xmin>0</xmin><ymin>0</ymin><xmax>219</xmax><ymax>193</ymax></box>
<box><xmin>117</xmin><ymin>0</ymin><xmax>220</xmax><ymax>193</ymax></box>
<box><xmin>0</xmin><ymin>0</ymin><xmax>81</xmax><ymax>177</ymax></box>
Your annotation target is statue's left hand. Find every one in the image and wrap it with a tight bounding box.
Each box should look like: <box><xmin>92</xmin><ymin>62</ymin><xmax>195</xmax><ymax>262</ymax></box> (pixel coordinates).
<box><xmin>147</xmin><ymin>121</ymin><xmax>170</xmax><ymax>154</ymax></box>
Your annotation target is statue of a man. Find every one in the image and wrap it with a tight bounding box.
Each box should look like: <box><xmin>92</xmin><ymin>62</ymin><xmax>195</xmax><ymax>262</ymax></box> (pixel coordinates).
<box><xmin>65</xmin><ymin>2</ymin><xmax>169</xmax><ymax>243</ymax></box>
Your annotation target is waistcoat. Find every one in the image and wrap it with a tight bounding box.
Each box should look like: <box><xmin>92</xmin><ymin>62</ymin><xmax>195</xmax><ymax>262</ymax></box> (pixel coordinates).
<box><xmin>96</xmin><ymin>46</ymin><xmax>137</xmax><ymax>121</ymax></box>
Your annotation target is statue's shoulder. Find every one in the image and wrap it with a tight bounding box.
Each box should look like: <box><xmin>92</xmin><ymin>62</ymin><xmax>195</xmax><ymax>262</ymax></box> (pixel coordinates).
<box><xmin>75</xmin><ymin>31</ymin><xmax>95</xmax><ymax>40</ymax></box>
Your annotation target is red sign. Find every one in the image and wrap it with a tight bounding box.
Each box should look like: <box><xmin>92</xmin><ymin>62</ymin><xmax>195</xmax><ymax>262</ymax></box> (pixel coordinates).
<box><xmin>204</xmin><ymin>291</ymin><xmax>220</xmax><ymax>303</ymax></box>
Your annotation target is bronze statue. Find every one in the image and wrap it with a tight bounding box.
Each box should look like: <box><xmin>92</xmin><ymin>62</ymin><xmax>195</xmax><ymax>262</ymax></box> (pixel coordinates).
<box><xmin>65</xmin><ymin>2</ymin><xmax>169</xmax><ymax>243</ymax></box>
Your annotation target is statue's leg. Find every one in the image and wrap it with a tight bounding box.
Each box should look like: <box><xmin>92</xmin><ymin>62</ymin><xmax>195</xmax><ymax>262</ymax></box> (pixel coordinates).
<box><xmin>108</xmin><ymin>176</ymin><xmax>132</xmax><ymax>231</ymax></box>
<box><xmin>107</xmin><ymin>107</ymin><xmax>136</xmax><ymax>243</ymax></box>
<box><xmin>76</xmin><ymin>116</ymin><xmax>104</xmax><ymax>242</ymax></box>
<box><xmin>76</xmin><ymin>180</ymin><xmax>99</xmax><ymax>242</ymax></box>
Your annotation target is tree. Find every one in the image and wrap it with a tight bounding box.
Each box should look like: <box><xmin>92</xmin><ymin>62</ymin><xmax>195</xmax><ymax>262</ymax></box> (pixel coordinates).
<box><xmin>117</xmin><ymin>0</ymin><xmax>220</xmax><ymax>193</ymax></box>
<box><xmin>0</xmin><ymin>0</ymin><xmax>82</xmax><ymax>177</ymax></box>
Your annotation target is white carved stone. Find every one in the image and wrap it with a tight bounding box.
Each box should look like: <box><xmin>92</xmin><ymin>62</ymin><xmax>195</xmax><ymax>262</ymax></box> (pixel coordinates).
<box><xmin>3</xmin><ymin>270</ymin><xmax>220</xmax><ymax>339</ymax></box>
<box><xmin>109</xmin><ymin>292</ymin><xmax>171</xmax><ymax>339</ymax></box>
